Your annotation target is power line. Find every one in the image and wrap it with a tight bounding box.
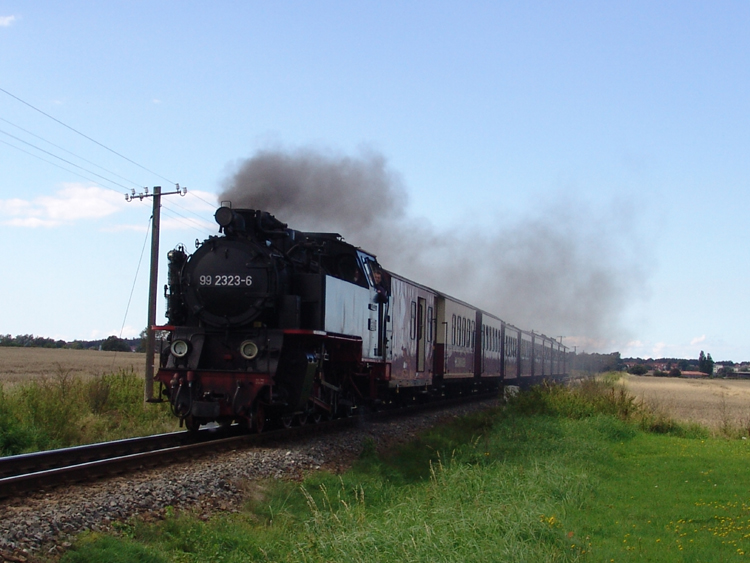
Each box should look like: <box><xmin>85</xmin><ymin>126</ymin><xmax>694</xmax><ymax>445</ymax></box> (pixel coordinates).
<box><xmin>185</xmin><ymin>190</ymin><xmax>218</xmax><ymax>209</ymax></box>
<box><xmin>112</xmin><ymin>214</ymin><xmax>153</xmax><ymax>370</ymax></box>
<box><xmin>0</xmin><ymin>127</ymin><xmax>134</xmax><ymax>190</ymax></box>
<box><xmin>159</xmin><ymin>204</ymin><xmax>215</xmax><ymax>236</ymax></box>
<box><xmin>0</xmin><ymin>116</ymin><xmax>144</xmax><ymax>188</ymax></box>
<box><xmin>0</xmin><ymin>138</ymin><xmax>140</xmax><ymax>198</ymax></box>
<box><xmin>0</xmin><ymin>86</ymin><xmax>175</xmax><ymax>185</ymax></box>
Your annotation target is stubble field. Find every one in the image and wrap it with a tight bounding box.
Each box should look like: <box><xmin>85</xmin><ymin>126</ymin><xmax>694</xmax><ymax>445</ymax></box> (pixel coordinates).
<box><xmin>621</xmin><ymin>373</ymin><xmax>750</xmax><ymax>430</ymax></box>
<box><xmin>0</xmin><ymin>347</ymin><xmax>149</xmax><ymax>386</ymax></box>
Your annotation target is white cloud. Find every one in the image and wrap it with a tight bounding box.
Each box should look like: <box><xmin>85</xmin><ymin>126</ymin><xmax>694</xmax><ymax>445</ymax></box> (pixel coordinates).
<box><xmin>0</xmin><ymin>15</ymin><xmax>17</xmax><ymax>27</ymax></box>
<box><xmin>161</xmin><ymin>216</ymin><xmax>216</xmax><ymax>232</ymax></box>
<box><xmin>100</xmin><ymin>223</ymin><xmax>149</xmax><ymax>233</ymax></box>
<box><xmin>88</xmin><ymin>325</ymin><xmax>141</xmax><ymax>340</ymax></box>
<box><xmin>178</xmin><ymin>189</ymin><xmax>219</xmax><ymax>211</ymax></box>
<box><xmin>690</xmin><ymin>335</ymin><xmax>706</xmax><ymax>346</ymax></box>
<box><xmin>0</xmin><ymin>183</ymin><xmax>126</xmax><ymax>227</ymax></box>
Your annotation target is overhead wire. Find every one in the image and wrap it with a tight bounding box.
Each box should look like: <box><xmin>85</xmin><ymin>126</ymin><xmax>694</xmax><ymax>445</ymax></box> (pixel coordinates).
<box><xmin>0</xmin><ymin>86</ymin><xmax>176</xmax><ymax>185</ymax></box>
<box><xmin>0</xmin><ymin>127</ymin><xmax>135</xmax><ymax>191</ymax></box>
<box><xmin>0</xmin><ymin>137</ymin><xmax>143</xmax><ymax>198</ymax></box>
<box><xmin>0</xmin><ymin>116</ymin><xmax>145</xmax><ymax>189</ymax></box>
<box><xmin>112</xmin><ymin>214</ymin><xmax>153</xmax><ymax>370</ymax></box>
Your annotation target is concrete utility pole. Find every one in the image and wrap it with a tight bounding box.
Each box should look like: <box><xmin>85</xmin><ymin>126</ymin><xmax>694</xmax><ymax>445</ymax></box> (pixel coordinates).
<box><xmin>126</xmin><ymin>185</ymin><xmax>187</xmax><ymax>402</ymax></box>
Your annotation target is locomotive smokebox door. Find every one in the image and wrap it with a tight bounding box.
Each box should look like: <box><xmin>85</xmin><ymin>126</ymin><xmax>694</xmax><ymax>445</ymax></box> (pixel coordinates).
<box><xmin>183</xmin><ymin>239</ymin><xmax>276</xmax><ymax>327</ymax></box>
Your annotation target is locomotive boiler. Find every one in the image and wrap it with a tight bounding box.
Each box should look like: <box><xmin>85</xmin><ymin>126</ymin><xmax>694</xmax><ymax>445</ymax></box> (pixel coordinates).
<box><xmin>155</xmin><ymin>206</ymin><xmax>568</xmax><ymax>431</ymax></box>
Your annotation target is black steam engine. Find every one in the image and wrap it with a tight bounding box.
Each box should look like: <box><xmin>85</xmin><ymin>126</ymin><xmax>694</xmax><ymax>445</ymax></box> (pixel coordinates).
<box><xmin>156</xmin><ymin>206</ymin><xmax>568</xmax><ymax>431</ymax></box>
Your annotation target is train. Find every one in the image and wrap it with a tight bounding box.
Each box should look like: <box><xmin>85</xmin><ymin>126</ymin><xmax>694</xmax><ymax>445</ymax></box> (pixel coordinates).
<box><xmin>154</xmin><ymin>206</ymin><xmax>568</xmax><ymax>431</ymax></box>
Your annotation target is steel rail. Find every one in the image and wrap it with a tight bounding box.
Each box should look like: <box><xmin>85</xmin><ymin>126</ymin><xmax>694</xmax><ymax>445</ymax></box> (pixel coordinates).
<box><xmin>0</xmin><ymin>391</ymin><xmax>497</xmax><ymax>500</ymax></box>
<box><xmin>0</xmin><ymin>429</ymin><xmax>223</xmax><ymax>480</ymax></box>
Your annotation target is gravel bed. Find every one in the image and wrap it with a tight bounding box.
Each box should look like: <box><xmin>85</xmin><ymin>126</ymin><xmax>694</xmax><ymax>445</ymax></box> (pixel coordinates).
<box><xmin>0</xmin><ymin>399</ymin><xmax>499</xmax><ymax>562</ymax></box>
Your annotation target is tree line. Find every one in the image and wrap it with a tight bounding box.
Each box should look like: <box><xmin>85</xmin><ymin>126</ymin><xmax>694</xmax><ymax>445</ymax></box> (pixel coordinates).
<box><xmin>0</xmin><ymin>333</ymin><xmax>141</xmax><ymax>352</ymax></box>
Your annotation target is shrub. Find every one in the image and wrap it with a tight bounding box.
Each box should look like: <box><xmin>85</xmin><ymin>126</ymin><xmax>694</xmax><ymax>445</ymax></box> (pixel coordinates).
<box><xmin>0</xmin><ymin>385</ymin><xmax>35</xmax><ymax>455</ymax></box>
<box><xmin>506</xmin><ymin>379</ymin><xmax>640</xmax><ymax>421</ymax></box>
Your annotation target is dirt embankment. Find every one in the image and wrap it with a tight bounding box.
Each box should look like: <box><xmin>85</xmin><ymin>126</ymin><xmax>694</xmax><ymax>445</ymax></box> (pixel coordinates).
<box><xmin>621</xmin><ymin>374</ymin><xmax>750</xmax><ymax>430</ymax></box>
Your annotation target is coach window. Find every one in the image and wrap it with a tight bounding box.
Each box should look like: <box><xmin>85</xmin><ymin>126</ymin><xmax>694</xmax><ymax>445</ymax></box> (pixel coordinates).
<box><xmin>427</xmin><ymin>307</ymin><xmax>434</xmax><ymax>342</ymax></box>
<box><xmin>451</xmin><ymin>314</ymin><xmax>456</xmax><ymax>346</ymax></box>
<box><xmin>410</xmin><ymin>301</ymin><xmax>417</xmax><ymax>340</ymax></box>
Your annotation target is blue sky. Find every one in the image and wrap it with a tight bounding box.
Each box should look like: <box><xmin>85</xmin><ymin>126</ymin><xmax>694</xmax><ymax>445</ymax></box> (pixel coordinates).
<box><xmin>1</xmin><ymin>2</ymin><xmax>749</xmax><ymax>361</ymax></box>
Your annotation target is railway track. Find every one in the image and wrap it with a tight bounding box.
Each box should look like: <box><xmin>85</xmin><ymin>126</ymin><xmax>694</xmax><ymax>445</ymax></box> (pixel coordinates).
<box><xmin>0</xmin><ymin>391</ymin><xmax>497</xmax><ymax>500</ymax></box>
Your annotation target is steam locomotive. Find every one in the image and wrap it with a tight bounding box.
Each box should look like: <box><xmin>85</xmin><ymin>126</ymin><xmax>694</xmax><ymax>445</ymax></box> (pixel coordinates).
<box><xmin>155</xmin><ymin>206</ymin><xmax>568</xmax><ymax>431</ymax></box>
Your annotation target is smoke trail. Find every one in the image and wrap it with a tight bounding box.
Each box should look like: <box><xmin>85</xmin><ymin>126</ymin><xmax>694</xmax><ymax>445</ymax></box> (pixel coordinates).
<box><xmin>220</xmin><ymin>146</ymin><xmax>407</xmax><ymax>242</ymax></box>
<box><xmin>219</xmin><ymin>146</ymin><xmax>643</xmax><ymax>350</ymax></box>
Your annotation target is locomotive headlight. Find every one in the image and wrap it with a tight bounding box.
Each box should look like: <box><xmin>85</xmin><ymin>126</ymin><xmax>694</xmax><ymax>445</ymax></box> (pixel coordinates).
<box><xmin>239</xmin><ymin>340</ymin><xmax>259</xmax><ymax>360</ymax></box>
<box><xmin>215</xmin><ymin>206</ymin><xmax>234</xmax><ymax>228</ymax></box>
<box><xmin>170</xmin><ymin>339</ymin><xmax>190</xmax><ymax>358</ymax></box>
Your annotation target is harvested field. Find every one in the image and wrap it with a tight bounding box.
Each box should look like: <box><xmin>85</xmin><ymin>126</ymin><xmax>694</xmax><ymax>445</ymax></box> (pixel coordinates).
<box><xmin>621</xmin><ymin>373</ymin><xmax>750</xmax><ymax>430</ymax></box>
<box><xmin>0</xmin><ymin>347</ymin><xmax>150</xmax><ymax>386</ymax></box>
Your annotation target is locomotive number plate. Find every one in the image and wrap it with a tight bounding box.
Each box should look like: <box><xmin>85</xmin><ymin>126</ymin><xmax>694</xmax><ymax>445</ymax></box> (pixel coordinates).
<box><xmin>199</xmin><ymin>274</ymin><xmax>253</xmax><ymax>287</ymax></box>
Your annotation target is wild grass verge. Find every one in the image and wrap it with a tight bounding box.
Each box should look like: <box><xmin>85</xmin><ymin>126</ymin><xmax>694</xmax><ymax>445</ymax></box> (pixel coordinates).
<box><xmin>0</xmin><ymin>367</ymin><xmax>177</xmax><ymax>455</ymax></box>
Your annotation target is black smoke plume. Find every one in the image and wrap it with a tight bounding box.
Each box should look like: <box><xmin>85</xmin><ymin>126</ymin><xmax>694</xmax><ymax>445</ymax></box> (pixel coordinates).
<box><xmin>220</xmin><ymin>146</ymin><xmax>643</xmax><ymax>350</ymax></box>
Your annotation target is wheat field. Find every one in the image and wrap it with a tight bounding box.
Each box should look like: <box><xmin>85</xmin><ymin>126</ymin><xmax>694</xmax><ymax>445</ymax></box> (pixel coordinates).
<box><xmin>621</xmin><ymin>373</ymin><xmax>750</xmax><ymax>429</ymax></box>
<box><xmin>0</xmin><ymin>347</ymin><xmax>150</xmax><ymax>386</ymax></box>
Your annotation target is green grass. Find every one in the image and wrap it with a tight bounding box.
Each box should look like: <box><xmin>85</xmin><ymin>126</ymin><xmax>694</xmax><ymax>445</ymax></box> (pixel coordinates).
<box><xmin>0</xmin><ymin>368</ymin><xmax>178</xmax><ymax>455</ymax></box>
<box><xmin>59</xmin><ymin>378</ymin><xmax>750</xmax><ymax>562</ymax></box>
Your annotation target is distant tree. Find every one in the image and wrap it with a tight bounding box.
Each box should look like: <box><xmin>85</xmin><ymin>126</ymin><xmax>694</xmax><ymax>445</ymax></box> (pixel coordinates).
<box><xmin>698</xmin><ymin>351</ymin><xmax>715</xmax><ymax>376</ymax></box>
<box><xmin>100</xmin><ymin>335</ymin><xmax>131</xmax><ymax>352</ymax></box>
<box><xmin>135</xmin><ymin>328</ymin><xmax>148</xmax><ymax>353</ymax></box>
<box><xmin>628</xmin><ymin>364</ymin><xmax>648</xmax><ymax>375</ymax></box>
<box><xmin>669</xmin><ymin>367</ymin><xmax>682</xmax><ymax>377</ymax></box>
<box><xmin>678</xmin><ymin>359</ymin><xmax>690</xmax><ymax>371</ymax></box>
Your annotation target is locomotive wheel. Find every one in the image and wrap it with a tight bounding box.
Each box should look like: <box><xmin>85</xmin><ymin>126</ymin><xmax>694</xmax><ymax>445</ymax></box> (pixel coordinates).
<box><xmin>281</xmin><ymin>414</ymin><xmax>294</xmax><ymax>429</ymax></box>
<box><xmin>310</xmin><ymin>412</ymin><xmax>322</xmax><ymax>424</ymax></box>
<box><xmin>296</xmin><ymin>413</ymin><xmax>308</xmax><ymax>426</ymax></box>
<box><xmin>184</xmin><ymin>415</ymin><xmax>201</xmax><ymax>433</ymax></box>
